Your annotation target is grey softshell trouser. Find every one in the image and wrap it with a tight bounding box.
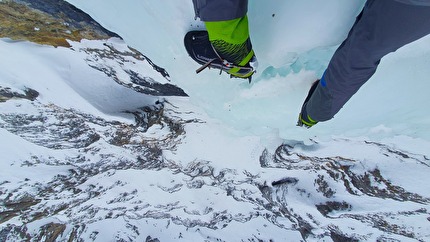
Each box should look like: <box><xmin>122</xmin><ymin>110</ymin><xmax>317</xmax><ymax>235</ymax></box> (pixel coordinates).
<box><xmin>306</xmin><ymin>0</ymin><xmax>430</xmax><ymax>121</ymax></box>
<box><xmin>192</xmin><ymin>0</ymin><xmax>248</xmax><ymax>21</ymax></box>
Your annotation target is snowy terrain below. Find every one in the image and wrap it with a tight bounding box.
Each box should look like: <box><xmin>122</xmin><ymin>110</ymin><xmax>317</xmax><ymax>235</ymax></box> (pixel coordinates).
<box><xmin>1</xmin><ymin>0</ymin><xmax>430</xmax><ymax>241</ymax></box>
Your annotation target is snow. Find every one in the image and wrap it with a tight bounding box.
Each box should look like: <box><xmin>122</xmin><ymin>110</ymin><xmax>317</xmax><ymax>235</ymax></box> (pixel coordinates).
<box><xmin>0</xmin><ymin>39</ymin><xmax>157</xmax><ymax>123</ymax></box>
<box><xmin>1</xmin><ymin>0</ymin><xmax>430</xmax><ymax>241</ymax></box>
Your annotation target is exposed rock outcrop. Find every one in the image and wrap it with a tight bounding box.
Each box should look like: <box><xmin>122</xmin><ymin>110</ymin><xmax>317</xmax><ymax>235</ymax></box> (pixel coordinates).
<box><xmin>0</xmin><ymin>0</ymin><xmax>118</xmax><ymax>47</ymax></box>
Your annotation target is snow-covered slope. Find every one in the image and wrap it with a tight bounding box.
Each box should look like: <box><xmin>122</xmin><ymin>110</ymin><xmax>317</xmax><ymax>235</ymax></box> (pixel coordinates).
<box><xmin>1</xmin><ymin>0</ymin><xmax>430</xmax><ymax>241</ymax></box>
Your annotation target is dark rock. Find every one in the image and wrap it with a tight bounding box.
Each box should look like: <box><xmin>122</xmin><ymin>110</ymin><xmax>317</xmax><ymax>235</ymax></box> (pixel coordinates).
<box><xmin>330</xmin><ymin>230</ymin><xmax>359</xmax><ymax>242</ymax></box>
<box><xmin>0</xmin><ymin>86</ymin><xmax>39</xmax><ymax>102</ymax></box>
<box><xmin>316</xmin><ymin>201</ymin><xmax>352</xmax><ymax>217</ymax></box>
<box><xmin>16</xmin><ymin>0</ymin><xmax>119</xmax><ymax>38</ymax></box>
<box><xmin>145</xmin><ymin>236</ymin><xmax>161</xmax><ymax>242</ymax></box>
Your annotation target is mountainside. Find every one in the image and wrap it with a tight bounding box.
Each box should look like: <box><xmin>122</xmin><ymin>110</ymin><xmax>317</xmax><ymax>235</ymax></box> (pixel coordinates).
<box><xmin>0</xmin><ymin>0</ymin><xmax>186</xmax><ymax>97</ymax></box>
<box><xmin>1</xmin><ymin>0</ymin><xmax>430</xmax><ymax>242</ymax></box>
<box><xmin>0</xmin><ymin>0</ymin><xmax>118</xmax><ymax>47</ymax></box>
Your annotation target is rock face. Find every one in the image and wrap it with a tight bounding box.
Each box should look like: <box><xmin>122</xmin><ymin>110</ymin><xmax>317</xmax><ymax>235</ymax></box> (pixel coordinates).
<box><xmin>0</xmin><ymin>0</ymin><xmax>187</xmax><ymax>97</ymax></box>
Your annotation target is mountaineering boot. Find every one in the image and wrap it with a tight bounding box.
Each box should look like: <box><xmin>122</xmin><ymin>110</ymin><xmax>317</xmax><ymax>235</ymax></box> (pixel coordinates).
<box><xmin>184</xmin><ymin>30</ymin><xmax>257</xmax><ymax>81</ymax></box>
<box><xmin>209</xmin><ymin>35</ymin><xmax>257</xmax><ymax>80</ymax></box>
<box><xmin>184</xmin><ymin>15</ymin><xmax>257</xmax><ymax>81</ymax></box>
<box><xmin>205</xmin><ymin>15</ymin><xmax>257</xmax><ymax>80</ymax></box>
<box><xmin>297</xmin><ymin>80</ymin><xmax>319</xmax><ymax>128</ymax></box>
